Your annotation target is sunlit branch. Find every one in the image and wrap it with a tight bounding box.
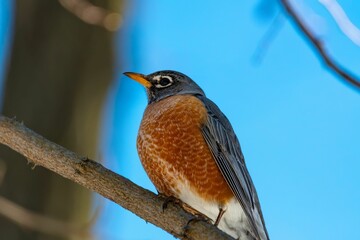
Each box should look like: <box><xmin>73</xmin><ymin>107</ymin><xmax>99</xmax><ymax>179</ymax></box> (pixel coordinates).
<box><xmin>319</xmin><ymin>0</ymin><xmax>360</xmax><ymax>46</ymax></box>
<box><xmin>0</xmin><ymin>116</ymin><xmax>233</xmax><ymax>240</ymax></box>
<box><xmin>280</xmin><ymin>0</ymin><xmax>360</xmax><ymax>90</ymax></box>
<box><xmin>59</xmin><ymin>0</ymin><xmax>122</xmax><ymax>31</ymax></box>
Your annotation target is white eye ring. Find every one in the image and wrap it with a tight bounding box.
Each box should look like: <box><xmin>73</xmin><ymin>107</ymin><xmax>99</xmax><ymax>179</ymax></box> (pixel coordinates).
<box><xmin>153</xmin><ymin>75</ymin><xmax>173</xmax><ymax>88</ymax></box>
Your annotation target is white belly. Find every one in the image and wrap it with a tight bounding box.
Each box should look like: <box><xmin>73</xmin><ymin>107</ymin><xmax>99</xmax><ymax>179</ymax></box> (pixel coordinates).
<box><xmin>177</xmin><ymin>180</ymin><xmax>260</xmax><ymax>240</ymax></box>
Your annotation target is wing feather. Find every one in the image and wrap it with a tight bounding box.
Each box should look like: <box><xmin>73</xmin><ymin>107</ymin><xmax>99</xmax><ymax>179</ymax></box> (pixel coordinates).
<box><xmin>198</xmin><ymin>95</ymin><xmax>269</xmax><ymax>240</ymax></box>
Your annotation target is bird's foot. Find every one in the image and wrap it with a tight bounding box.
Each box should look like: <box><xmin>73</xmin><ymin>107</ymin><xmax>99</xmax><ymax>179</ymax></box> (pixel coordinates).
<box><xmin>160</xmin><ymin>194</ymin><xmax>181</xmax><ymax>212</ymax></box>
<box><xmin>182</xmin><ymin>201</ymin><xmax>212</xmax><ymax>230</ymax></box>
<box><xmin>182</xmin><ymin>213</ymin><xmax>212</xmax><ymax>237</ymax></box>
<box><xmin>160</xmin><ymin>194</ymin><xmax>207</xmax><ymax>218</ymax></box>
<box><xmin>179</xmin><ymin>201</ymin><xmax>212</xmax><ymax>224</ymax></box>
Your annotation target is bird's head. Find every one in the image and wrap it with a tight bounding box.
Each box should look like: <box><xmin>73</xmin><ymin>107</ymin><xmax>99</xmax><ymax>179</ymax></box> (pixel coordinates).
<box><xmin>124</xmin><ymin>70</ymin><xmax>205</xmax><ymax>104</ymax></box>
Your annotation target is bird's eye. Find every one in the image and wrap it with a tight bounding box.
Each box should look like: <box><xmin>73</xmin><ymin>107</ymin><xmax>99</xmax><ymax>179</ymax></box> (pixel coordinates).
<box><xmin>159</xmin><ymin>77</ymin><xmax>170</xmax><ymax>86</ymax></box>
<box><xmin>154</xmin><ymin>76</ymin><xmax>173</xmax><ymax>88</ymax></box>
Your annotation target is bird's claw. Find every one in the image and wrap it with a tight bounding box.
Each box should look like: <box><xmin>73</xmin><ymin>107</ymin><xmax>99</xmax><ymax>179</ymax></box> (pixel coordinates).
<box><xmin>160</xmin><ymin>194</ymin><xmax>180</xmax><ymax>212</ymax></box>
<box><xmin>182</xmin><ymin>213</ymin><xmax>212</xmax><ymax>237</ymax></box>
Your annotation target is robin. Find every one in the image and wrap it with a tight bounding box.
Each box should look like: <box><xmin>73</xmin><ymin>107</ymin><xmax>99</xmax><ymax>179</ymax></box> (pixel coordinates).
<box><xmin>124</xmin><ymin>70</ymin><xmax>269</xmax><ymax>240</ymax></box>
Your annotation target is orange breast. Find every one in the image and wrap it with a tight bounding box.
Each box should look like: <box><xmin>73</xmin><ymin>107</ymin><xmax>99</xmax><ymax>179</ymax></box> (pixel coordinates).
<box><xmin>137</xmin><ymin>95</ymin><xmax>233</xmax><ymax>205</ymax></box>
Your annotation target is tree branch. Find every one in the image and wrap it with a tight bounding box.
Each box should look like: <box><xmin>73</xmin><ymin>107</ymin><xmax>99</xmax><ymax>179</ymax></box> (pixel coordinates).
<box><xmin>0</xmin><ymin>116</ymin><xmax>233</xmax><ymax>240</ymax></box>
<box><xmin>280</xmin><ymin>0</ymin><xmax>360</xmax><ymax>91</ymax></box>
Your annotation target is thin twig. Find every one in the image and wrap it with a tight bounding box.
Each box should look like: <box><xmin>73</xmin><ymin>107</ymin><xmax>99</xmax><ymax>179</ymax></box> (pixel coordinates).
<box><xmin>0</xmin><ymin>116</ymin><xmax>233</xmax><ymax>240</ymax></box>
<box><xmin>280</xmin><ymin>0</ymin><xmax>360</xmax><ymax>90</ymax></box>
<box><xmin>253</xmin><ymin>13</ymin><xmax>285</xmax><ymax>64</ymax></box>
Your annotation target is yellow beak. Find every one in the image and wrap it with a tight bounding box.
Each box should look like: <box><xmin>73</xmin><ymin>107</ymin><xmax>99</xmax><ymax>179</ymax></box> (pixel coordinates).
<box><xmin>123</xmin><ymin>72</ymin><xmax>152</xmax><ymax>88</ymax></box>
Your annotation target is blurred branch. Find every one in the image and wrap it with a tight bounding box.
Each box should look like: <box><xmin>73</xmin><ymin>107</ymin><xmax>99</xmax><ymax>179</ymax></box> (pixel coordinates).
<box><xmin>319</xmin><ymin>0</ymin><xmax>360</xmax><ymax>46</ymax></box>
<box><xmin>0</xmin><ymin>116</ymin><xmax>233</xmax><ymax>240</ymax></box>
<box><xmin>0</xmin><ymin>195</ymin><xmax>91</xmax><ymax>239</ymax></box>
<box><xmin>253</xmin><ymin>13</ymin><xmax>285</xmax><ymax>64</ymax></box>
<box><xmin>59</xmin><ymin>0</ymin><xmax>122</xmax><ymax>31</ymax></box>
<box><xmin>280</xmin><ymin>0</ymin><xmax>360</xmax><ymax>90</ymax></box>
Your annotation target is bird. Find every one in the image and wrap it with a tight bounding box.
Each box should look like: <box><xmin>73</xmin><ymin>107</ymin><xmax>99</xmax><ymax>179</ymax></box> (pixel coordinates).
<box><xmin>124</xmin><ymin>70</ymin><xmax>269</xmax><ymax>240</ymax></box>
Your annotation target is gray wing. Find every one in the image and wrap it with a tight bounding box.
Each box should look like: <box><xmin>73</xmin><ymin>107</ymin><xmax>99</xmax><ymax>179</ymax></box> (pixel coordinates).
<box><xmin>198</xmin><ymin>95</ymin><xmax>269</xmax><ymax>240</ymax></box>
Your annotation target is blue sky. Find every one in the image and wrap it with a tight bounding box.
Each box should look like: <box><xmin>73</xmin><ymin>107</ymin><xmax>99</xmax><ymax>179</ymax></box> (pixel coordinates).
<box><xmin>0</xmin><ymin>1</ymin><xmax>359</xmax><ymax>240</ymax></box>
<box><xmin>99</xmin><ymin>1</ymin><xmax>360</xmax><ymax>239</ymax></box>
